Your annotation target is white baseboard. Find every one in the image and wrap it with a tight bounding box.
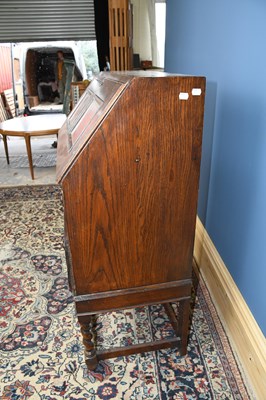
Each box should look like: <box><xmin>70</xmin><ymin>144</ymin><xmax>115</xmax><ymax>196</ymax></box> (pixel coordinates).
<box><xmin>194</xmin><ymin>216</ymin><xmax>266</xmax><ymax>400</ymax></box>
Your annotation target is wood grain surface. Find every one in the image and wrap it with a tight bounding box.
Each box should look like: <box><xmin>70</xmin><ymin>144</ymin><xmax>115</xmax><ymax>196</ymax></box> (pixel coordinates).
<box><xmin>60</xmin><ymin>74</ymin><xmax>205</xmax><ymax>296</ymax></box>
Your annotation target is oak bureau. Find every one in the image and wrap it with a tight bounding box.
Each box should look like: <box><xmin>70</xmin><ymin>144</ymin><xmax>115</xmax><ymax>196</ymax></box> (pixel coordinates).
<box><xmin>56</xmin><ymin>71</ymin><xmax>206</xmax><ymax>369</ymax></box>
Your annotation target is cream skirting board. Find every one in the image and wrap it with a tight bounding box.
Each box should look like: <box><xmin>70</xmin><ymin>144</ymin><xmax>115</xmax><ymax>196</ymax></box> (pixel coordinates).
<box><xmin>194</xmin><ymin>216</ymin><xmax>266</xmax><ymax>400</ymax></box>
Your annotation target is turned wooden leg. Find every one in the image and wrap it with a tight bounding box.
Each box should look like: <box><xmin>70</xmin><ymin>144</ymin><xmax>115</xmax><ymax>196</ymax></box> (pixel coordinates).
<box><xmin>2</xmin><ymin>135</ymin><xmax>9</xmax><ymax>164</ymax></box>
<box><xmin>78</xmin><ymin>315</ymin><xmax>98</xmax><ymax>370</ymax></box>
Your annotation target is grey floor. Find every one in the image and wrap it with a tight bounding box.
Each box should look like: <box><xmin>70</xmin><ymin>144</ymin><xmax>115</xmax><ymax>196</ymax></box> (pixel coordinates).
<box><xmin>0</xmin><ymin>136</ymin><xmax>57</xmax><ymax>187</ymax></box>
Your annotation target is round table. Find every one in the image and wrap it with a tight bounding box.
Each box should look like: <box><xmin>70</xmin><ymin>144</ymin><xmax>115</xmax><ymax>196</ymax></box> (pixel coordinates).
<box><xmin>0</xmin><ymin>114</ymin><xmax>66</xmax><ymax>179</ymax></box>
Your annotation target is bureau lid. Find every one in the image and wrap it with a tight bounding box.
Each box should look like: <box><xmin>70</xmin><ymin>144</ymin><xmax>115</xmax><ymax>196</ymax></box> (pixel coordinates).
<box><xmin>56</xmin><ymin>73</ymin><xmax>131</xmax><ymax>183</ymax></box>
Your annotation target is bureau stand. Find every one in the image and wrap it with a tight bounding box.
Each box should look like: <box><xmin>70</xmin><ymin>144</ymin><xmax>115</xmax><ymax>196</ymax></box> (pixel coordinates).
<box><xmin>75</xmin><ymin>283</ymin><xmax>191</xmax><ymax>369</ymax></box>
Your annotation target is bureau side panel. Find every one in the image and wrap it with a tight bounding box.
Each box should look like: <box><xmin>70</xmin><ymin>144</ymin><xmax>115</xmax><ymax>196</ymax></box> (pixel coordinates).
<box><xmin>62</xmin><ymin>76</ymin><xmax>205</xmax><ymax>295</ymax></box>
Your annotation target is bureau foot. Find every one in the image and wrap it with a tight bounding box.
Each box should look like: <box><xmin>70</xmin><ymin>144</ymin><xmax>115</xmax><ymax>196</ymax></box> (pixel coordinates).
<box><xmin>85</xmin><ymin>349</ymin><xmax>98</xmax><ymax>370</ymax></box>
<box><xmin>163</xmin><ymin>298</ymin><xmax>190</xmax><ymax>356</ymax></box>
<box><xmin>78</xmin><ymin>315</ymin><xmax>98</xmax><ymax>370</ymax></box>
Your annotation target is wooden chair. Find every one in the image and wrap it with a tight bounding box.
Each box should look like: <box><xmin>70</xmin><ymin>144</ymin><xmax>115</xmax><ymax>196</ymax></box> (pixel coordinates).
<box><xmin>0</xmin><ymin>95</ymin><xmax>11</xmax><ymax>161</ymax></box>
<box><xmin>3</xmin><ymin>89</ymin><xmax>16</xmax><ymax>118</ymax></box>
<box><xmin>0</xmin><ymin>95</ymin><xmax>9</xmax><ymax>122</ymax></box>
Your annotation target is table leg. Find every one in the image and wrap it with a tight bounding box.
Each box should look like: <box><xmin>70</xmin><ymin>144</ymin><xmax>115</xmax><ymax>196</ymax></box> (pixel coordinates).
<box><xmin>2</xmin><ymin>135</ymin><xmax>10</xmax><ymax>164</ymax></box>
<box><xmin>24</xmin><ymin>135</ymin><xmax>34</xmax><ymax>180</ymax></box>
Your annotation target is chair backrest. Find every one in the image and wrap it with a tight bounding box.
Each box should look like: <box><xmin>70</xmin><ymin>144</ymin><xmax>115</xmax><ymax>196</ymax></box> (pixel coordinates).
<box><xmin>0</xmin><ymin>95</ymin><xmax>9</xmax><ymax>122</ymax></box>
<box><xmin>3</xmin><ymin>89</ymin><xmax>16</xmax><ymax>118</ymax></box>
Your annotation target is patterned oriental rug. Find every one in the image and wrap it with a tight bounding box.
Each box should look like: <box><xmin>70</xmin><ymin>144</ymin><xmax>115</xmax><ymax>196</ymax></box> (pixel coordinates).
<box><xmin>0</xmin><ymin>185</ymin><xmax>251</xmax><ymax>400</ymax></box>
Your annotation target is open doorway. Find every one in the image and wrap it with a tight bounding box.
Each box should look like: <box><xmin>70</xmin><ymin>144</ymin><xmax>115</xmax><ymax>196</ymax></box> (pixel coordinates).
<box><xmin>6</xmin><ymin>40</ymin><xmax>99</xmax><ymax>116</ymax></box>
<box><xmin>14</xmin><ymin>41</ymin><xmax>94</xmax><ymax>114</ymax></box>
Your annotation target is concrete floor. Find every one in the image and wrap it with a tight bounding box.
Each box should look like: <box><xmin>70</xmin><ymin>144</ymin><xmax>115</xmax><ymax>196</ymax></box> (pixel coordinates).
<box><xmin>0</xmin><ymin>136</ymin><xmax>57</xmax><ymax>187</ymax></box>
